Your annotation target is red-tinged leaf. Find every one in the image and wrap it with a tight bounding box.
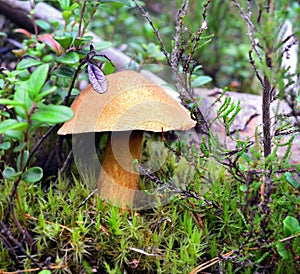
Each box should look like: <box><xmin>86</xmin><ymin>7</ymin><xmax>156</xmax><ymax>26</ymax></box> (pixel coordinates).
<box><xmin>15</xmin><ymin>28</ymin><xmax>32</xmax><ymax>38</ymax></box>
<box><xmin>87</xmin><ymin>63</ymin><xmax>108</xmax><ymax>94</ymax></box>
<box><xmin>38</xmin><ymin>34</ymin><xmax>65</xmax><ymax>55</ymax></box>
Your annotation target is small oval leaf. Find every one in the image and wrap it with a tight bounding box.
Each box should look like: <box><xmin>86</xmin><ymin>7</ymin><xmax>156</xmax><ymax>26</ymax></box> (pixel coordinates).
<box><xmin>3</xmin><ymin>167</ymin><xmax>21</xmax><ymax>181</ymax></box>
<box><xmin>32</xmin><ymin>104</ymin><xmax>74</xmax><ymax>124</ymax></box>
<box><xmin>192</xmin><ymin>76</ymin><xmax>212</xmax><ymax>88</ymax></box>
<box><xmin>17</xmin><ymin>150</ymin><xmax>29</xmax><ymax>171</ymax></box>
<box><xmin>52</xmin><ymin>66</ymin><xmax>76</xmax><ymax>78</ymax></box>
<box><xmin>285</xmin><ymin>172</ymin><xmax>300</xmax><ymax>189</ymax></box>
<box><xmin>14</xmin><ymin>84</ymin><xmax>33</xmax><ymax>118</ymax></box>
<box><xmin>276</xmin><ymin>242</ymin><xmax>289</xmax><ymax>259</ymax></box>
<box><xmin>56</xmin><ymin>52</ymin><xmax>80</xmax><ymax>65</ymax></box>
<box><xmin>93</xmin><ymin>41</ymin><xmax>113</xmax><ymax>51</ymax></box>
<box><xmin>283</xmin><ymin>216</ymin><xmax>300</xmax><ymax>237</ymax></box>
<box><xmin>28</xmin><ymin>64</ymin><xmax>49</xmax><ymax>96</ymax></box>
<box><xmin>0</xmin><ymin>119</ymin><xmax>28</xmax><ymax>133</ymax></box>
<box><xmin>22</xmin><ymin>167</ymin><xmax>43</xmax><ymax>183</ymax></box>
<box><xmin>54</xmin><ymin>35</ymin><xmax>73</xmax><ymax>49</ymax></box>
<box><xmin>0</xmin><ymin>141</ymin><xmax>11</xmax><ymax>150</ymax></box>
<box><xmin>17</xmin><ymin>59</ymin><xmax>43</xmax><ymax>70</ymax></box>
<box><xmin>38</xmin><ymin>270</ymin><xmax>52</xmax><ymax>274</ymax></box>
<box><xmin>0</xmin><ymin>99</ymin><xmax>25</xmax><ymax>107</ymax></box>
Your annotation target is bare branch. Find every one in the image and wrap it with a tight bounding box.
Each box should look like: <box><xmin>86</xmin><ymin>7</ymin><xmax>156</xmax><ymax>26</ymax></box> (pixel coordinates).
<box><xmin>132</xmin><ymin>0</ymin><xmax>171</xmax><ymax>66</ymax></box>
<box><xmin>232</xmin><ymin>0</ymin><xmax>262</xmax><ymax>61</ymax></box>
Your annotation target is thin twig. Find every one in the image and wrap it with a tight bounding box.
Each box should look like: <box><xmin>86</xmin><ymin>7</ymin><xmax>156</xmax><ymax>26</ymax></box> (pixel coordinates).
<box><xmin>0</xmin><ymin>222</ymin><xmax>42</xmax><ymax>269</ymax></box>
<box><xmin>78</xmin><ymin>0</ymin><xmax>87</xmax><ymax>37</ymax></box>
<box><xmin>190</xmin><ymin>251</ymin><xmax>234</xmax><ymax>274</ymax></box>
<box><xmin>77</xmin><ymin>188</ymin><xmax>98</xmax><ymax>209</ymax></box>
<box><xmin>27</xmin><ymin>125</ymin><xmax>58</xmax><ymax>164</ymax></box>
<box><xmin>0</xmin><ymin>264</ymin><xmax>66</xmax><ymax>274</ymax></box>
<box><xmin>132</xmin><ymin>0</ymin><xmax>171</xmax><ymax>66</ymax></box>
<box><xmin>232</xmin><ymin>0</ymin><xmax>262</xmax><ymax>61</ymax></box>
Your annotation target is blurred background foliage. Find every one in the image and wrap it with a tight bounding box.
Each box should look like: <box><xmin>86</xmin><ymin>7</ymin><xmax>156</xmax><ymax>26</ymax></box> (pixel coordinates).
<box><xmin>90</xmin><ymin>0</ymin><xmax>300</xmax><ymax>93</ymax></box>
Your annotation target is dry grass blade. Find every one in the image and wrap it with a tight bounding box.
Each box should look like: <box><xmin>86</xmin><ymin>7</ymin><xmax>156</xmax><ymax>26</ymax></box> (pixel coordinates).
<box><xmin>0</xmin><ymin>264</ymin><xmax>66</xmax><ymax>274</ymax></box>
<box><xmin>190</xmin><ymin>251</ymin><xmax>234</xmax><ymax>274</ymax></box>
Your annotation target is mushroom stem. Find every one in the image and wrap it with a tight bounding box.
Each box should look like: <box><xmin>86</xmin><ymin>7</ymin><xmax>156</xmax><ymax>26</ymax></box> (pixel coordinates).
<box><xmin>97</xmin><ymin>130</ymin><xmax>143</xmax><ymax>208</ymax></box>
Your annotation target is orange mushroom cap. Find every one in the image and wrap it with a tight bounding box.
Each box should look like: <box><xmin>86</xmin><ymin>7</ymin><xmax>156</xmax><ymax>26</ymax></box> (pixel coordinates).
<box><xmin>58</xmin><ymin>70</ymin><xmax>195</xmax><ymax>135</ymax></box>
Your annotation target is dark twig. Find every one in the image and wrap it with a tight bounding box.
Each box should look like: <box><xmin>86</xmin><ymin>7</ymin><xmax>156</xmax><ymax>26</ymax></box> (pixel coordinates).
<box><xmin>248</xmin><ymin>49</ymin><xmax>263</xmax><ymax>86</ymax></box>
<box><xmin>0</xmin><ymin>222</ymin><xmax>42</xmax><ymax>269</ymax></box>
<box><xmin>233</xmin><ymin>0</ymin><xmax>277</xmax><ymax>229</ymax></box>
<box><xmin>232</xmin><ymin>0</ymin><xmax>262</xmax><ymax>61</ymax></box>
<box><xmin>27</xmin><ymin>125</ymin><xmax>58</xmax><ymax>165</ymax></box>
<box><xmin>171</xmin><ymin>0</ymin><xmax>189</xmax><ymax>70</ymax></box>
<box><xmin>58</xmin><ymin>149</ymin><xmax>73</xmax><ymax>174</ymax></box>
<box><xmin>185</xmin><ymin>0</ymin><xmax>211</xmax><ymax>71</ymax></box>
<box><xmin>132</xmin><ymin>0</ymin><xmax>171</xmax><ymax>66</ymax></box>
<box><xmin>78</xmin><ymin>0</ymin><xmax>87</xmax><ymax>37</ymax></box>
<box><xmin>77</xmin><ymin>188</ymin><xmax>98</xmax><ymax>209</ymax></box>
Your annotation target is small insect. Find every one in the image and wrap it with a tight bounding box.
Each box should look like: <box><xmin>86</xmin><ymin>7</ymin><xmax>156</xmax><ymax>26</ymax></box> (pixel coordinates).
<box><xmin>79</xmin><ymin>44</ymin><xmax>115</xmax><ymax>94</ymax></box>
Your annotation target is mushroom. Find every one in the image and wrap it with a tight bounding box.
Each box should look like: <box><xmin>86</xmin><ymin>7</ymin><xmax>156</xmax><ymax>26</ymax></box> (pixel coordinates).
<box><xmin>58</xmin><ymin>70</ymin><xmax>195</xmax><ymax>208</ymax></box>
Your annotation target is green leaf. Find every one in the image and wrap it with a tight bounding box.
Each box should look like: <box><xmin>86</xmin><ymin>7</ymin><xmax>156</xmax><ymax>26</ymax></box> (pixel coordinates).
<box><xmin>3</xmin><ymin>167</ymin><xmax>21</xmax><ymax>181</ymax></box>
<box><xmin>32</xmin><ymin>104</ymin><xmax>74</xmax><ymax>124</ymax></box>
<box><xmin>35</xmin><ymin>20</ymin><xmax>51</xmax><ymax>32</ymax></box>
<box><xmin>285</xmin><ymin>172</ymin><xmax>300</xmax><ymax>189</ymax></box>
<box><xmin>242</xmin><ymin>153</ymin><xmax>251</xmax><ymax>164</ymax></box>
<box><xmin>0</xmin><ymin>141</ymin><xmax>11</xmax><ymax>150</ymax></box>
<box><xmin>17</xmin><ymin>59</ymin><xmax>43</xmax><ymax>70</ymax></box>
<box><xmin>0</xmin><ymin>119</ymin><xmax>28</xmax><ymax>133</ymax></box>
<box><xmin>192</xmin><ymin>76</ymin><xmax>212</xmax><ymax>88</ymax></box>
<box><xmin>13</xmin><ymin>142</ymin><xmax>27</xmax><ymax>152</ymax></box>
<box><xmin>283</xmin><ymin>216</ymin><xmax>300</xmax><ymax>237</ymax></box>
<box><xmin>62</xmin><ymin>10</ymin><xmax>72</xmax><ymax>22</ymax></box>
<box><xmin>94</xmin><ymin>41</ymin><xmax>113</xmax><ymax>51</ymax></box>
<box><xmin>0</xmin><ymin>119</ymin><xmax>27</xmax><ymax>140</ymax></box>
<box><xmin>28</xmin><ymin>64</ymin><xmax>49</xmax><ymax>96</ymax></box>
<box><xmin>74</xmin><ymin>36</ymin><xmax>93</xmax><ymax>48</ymax></box>
<box><xmin>60</xmin><ymin>0</ymin><xmax>70</xmax><ymax>10</ymax></box>
<box><xmin>129</xmin><ymin>42</ymin><xmax>144</xmax><ymax>53</ymax></box>
<box><xmin>17</xmin><ymin>150</ymin><xmax>29</xmax><ymax>171</ymax></box>
<box><xmin>161</xmin><ymin>83</ymin><xmax>177</xmax><ymax>91</ymax></box>
<box><xmin>52</xmin><ymin>66</ymin><xmax>76</xmax><ymax>78</ymax></box>
<box><xmin>38</xmin><ymin>271</ymin><xmax>51</xmax><ymax>274</ymax></box>
<box><xmin>68</xmin><ymin>3</ymin><xmax>78</xmax><ymax>11</ymax></box>
<box><xmin>101</xmin><ymin>0</ymin><xmax>131</xmax><ymax>6</ymax></box>
<box><xmin>239</xmin><ymin>184</ymin><xmax>247</xmax><ymax>192</ymax></box>
<box><xmin>103</xmin><ymin>61</ymin><xmax>115</xmax><ymax>74</ymax></box>
<box><xmin>54</xmin><ymin>35</ymin><xmax>73</xmax><ymax>49</ymax></box>
<box><xmin>4</xmin><ymin>130</ymin><xmax>24</xmax><ymax>140</ymax></box>
<box><xmin>0</xmin><ymin>99</ymin><xmax>25</xmax><ymax>107</ymax></box>
<box><xmin>276</xmin><ymin>242</ymin><xmax>289</xmax><ymax>259</ymax></box>
<box><xmin>34</xmin><ymin>86</ymin><xmax>57</xmax><ymax>101</ymax></box>
<box><xmin>42</xmin><ymin>54</ymin><xmax>54</xmax><ymax>63</ymax></box>
<box><xmin>22</xmin><ymin>167</ymin><xmax>43</xmax><ymax>183</ymax></box>
<box><xmin>56</xmin><ymin>51</ymin><xmax>80</xmax><ymax>65</ymax></box>
<box><xmin>14</xmin><ymin>83</ymin><xmax>33</xmax><ymax>118</ymax></box>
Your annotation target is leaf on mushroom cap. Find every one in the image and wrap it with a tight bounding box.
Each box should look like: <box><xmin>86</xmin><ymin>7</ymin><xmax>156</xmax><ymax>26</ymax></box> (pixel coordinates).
<box><xmin>57</xmin><ymin>70</ymin><xmax>196</xmax><ymax>135</ymax></box>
